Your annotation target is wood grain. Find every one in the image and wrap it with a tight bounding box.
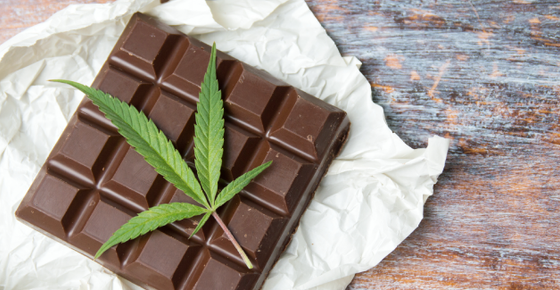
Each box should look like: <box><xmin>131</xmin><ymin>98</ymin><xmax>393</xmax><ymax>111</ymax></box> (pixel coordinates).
<box><xmin>302</xmin><ymin>0</ymin><xmax>560</xmax><ymax>289</ymax></box>
<box><xmin>2</xmin><ymin>0</ymin><xmax>559</xmax><ymax>289</ymax></box>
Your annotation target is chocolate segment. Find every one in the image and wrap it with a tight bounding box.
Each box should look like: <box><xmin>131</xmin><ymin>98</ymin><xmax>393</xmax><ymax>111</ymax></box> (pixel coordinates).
<box><xmin>125</xmin><ymin>230</ymin><xmax>201</xmax><ymax>289</ymax></box>
<box><xmin>222</xmin><ymin>124</ymin><xmax>260</xmax><ymax>181</ymax></box>
<box><xmin>48</xmin><ymin>119</ymin><xmax>118</xmax><ymax>186</ymax></box>
<box><xmin>209</xmin><ymin>196</ymin><xmax>287</xmax><ymax>270</ymax></box>
<box><xmin>148</xmin><ymin>92</ymin><xmax>196</xmax><ymax>152</ymax></box>
<box><xmin>16</xmin><ymin>13</ymin><xmax>350</xmax><ymax>290</ymax></box>
<box><xmin>69</xmin><ymin>196</ymin><xmax>134</xmax><ymax>265</ymax></box>
<box><xmin>17</xmin><ymin>174</ymin><xmax>83</xmax><ymax>239</ymax></box>
<box><xmin>223</xmin><ymin>64</ymin><xmax>286</xmax><ymax>133</ymax></box>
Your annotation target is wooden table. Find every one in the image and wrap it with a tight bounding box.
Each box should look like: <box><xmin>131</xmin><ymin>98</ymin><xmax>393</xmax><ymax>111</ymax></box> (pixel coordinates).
<box><xmin>2</xmin><ymin>0</ymin><xmax>559</xmax><ymax>289</ymax></box>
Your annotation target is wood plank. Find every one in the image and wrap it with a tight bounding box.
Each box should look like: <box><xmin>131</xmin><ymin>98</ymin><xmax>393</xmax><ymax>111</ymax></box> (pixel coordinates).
<box><xmin>302</xmin><ymin>0</ymin><xmax>560</xmax><ymax>289</ymax></box>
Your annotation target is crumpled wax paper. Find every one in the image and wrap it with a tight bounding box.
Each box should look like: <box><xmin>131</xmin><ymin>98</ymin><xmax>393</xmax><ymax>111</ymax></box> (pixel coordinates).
<box><xmin>0</xmin><ymin>0</ymin><xmax>450</xmax><ymax>289</ymax></box>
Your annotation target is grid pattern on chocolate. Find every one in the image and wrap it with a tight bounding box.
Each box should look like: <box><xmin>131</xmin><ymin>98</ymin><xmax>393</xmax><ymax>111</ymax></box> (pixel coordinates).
<box><xmin>16</xmin><ymin>13</ymin><xmax>349</xmax><ymax>290</ymax></box>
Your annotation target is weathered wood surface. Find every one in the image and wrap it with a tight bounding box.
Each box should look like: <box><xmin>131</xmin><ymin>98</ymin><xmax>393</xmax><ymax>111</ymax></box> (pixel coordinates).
<box><xmin>302</xmin><ymin>0</ymin><xmax>560</xmax><ymax>289</ymax></box>
<box><xmin>2</xmin><ymin>0</ymin><xmax>559</xmax><ymax>289</ymax></box>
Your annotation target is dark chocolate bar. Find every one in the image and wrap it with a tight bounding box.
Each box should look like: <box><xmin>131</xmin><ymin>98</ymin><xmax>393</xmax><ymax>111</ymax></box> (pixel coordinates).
<box><xmin>16</xmin><ymin>13</ymin><xmax>349</xmax><ymax>290</ymax></box>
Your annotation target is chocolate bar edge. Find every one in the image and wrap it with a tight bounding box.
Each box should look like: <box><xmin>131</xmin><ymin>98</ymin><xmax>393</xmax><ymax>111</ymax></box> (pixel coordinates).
<box><xmin>254</xmin><ymin>119</ymin><xmax>350</xmax><ymax>290</ymax></box>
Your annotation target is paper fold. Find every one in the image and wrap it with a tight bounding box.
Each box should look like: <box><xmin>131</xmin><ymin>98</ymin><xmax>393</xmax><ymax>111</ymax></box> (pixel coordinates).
<box><xmin>0</xmin><ymin>0</ymin><xmax>449</xmax><ymax>289</ymax></box>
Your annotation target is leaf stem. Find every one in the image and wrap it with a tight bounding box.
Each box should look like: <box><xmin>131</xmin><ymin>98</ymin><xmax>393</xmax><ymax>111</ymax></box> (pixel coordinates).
<box><xmin>211</xmin><ymin>211</ymin><xmax>253</xmax><ymax>269</ymax></box>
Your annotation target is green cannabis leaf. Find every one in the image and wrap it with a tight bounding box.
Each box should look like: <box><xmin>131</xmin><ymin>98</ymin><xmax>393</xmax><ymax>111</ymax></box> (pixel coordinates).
<box><xmin>215</xmin><ymin>162</ymin><xmax>272</xmax><ymax>209</ymax></box>
<box><xmin>51</xmin><ymin>43</ymin><xmax>271</xmax><ymax>269</ymax></box>
<box><xmin>95</xmin><ymin>203</ymin><xmax>208</xmax><ymax>258</ymax></box>
<box><xmin>194</xmin><ymin>43</ymin><xmax>223</xmax><ymax>208</ymax></box>
<box><xmin>50</xmin><ymin>80</ymin><xmax>210</xmax><ymax>210</ymax></box>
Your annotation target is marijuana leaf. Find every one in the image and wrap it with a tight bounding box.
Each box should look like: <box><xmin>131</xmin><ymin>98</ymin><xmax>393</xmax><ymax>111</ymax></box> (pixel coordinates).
<box><xmin>50</xmin><ymin>80</ymin><xmax>210</xmax><ymax>209</ymax></box>
<box><xmin>194</xmin><ymin>41</ymin><xmax>224</xmax><ymax>208</ymax></box>
<box><xmin>190</xmin><ymin>211</ymin><xmax>211</xmax><ymax>238</ymax></box>
<box><xmin>52</xmin><ymin>43</ymin><xmax>272</xmax><ymax>269</ymax></box>
<box><xmin>215</xmin><ymin>161</ymin><xmax>272</xmax><ymax>208</ymax></box>
<box><xmin>95</xmin><ymin>203</ymin><xmax>208</xmax><ymax>259</ymax></box>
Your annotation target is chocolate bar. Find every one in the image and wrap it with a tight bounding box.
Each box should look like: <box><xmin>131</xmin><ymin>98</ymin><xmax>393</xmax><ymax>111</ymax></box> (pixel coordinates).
<box><xmin>16</xmin><ymin>13</ymin><xmax>349</xmax><ymax>290</ymax></box>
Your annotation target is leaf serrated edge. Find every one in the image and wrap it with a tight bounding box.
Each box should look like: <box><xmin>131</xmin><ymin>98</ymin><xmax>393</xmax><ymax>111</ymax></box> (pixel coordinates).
<box><xmin>190</xmin><ymin>211</ymin><xmax>212</xmax><ymax>239</ymax></box>
<box><xmin>94</xmin><ymin>203</ymin><xmax>207</xmax><ymax>258</ymax></box>
<box><xmin>193</xmin><ymin>43</ymin><xmax>224</xmax><ymax>208</ymax></box>
<box><xmin>51</xmin><ymin>79</ymin><xmax>210</xmax><ymax>209</ymax></box>
<box><xmin>215</xmin><ymin>161</ymin><xmax>273</xmax><ymax>208</ymax></box>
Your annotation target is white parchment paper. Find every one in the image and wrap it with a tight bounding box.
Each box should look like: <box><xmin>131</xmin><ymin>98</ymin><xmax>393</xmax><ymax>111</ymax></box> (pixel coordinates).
<box><xmin>0</xmin><ymin>0</ymin><xmax>450</xmax><ymax>289</ymax></box>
